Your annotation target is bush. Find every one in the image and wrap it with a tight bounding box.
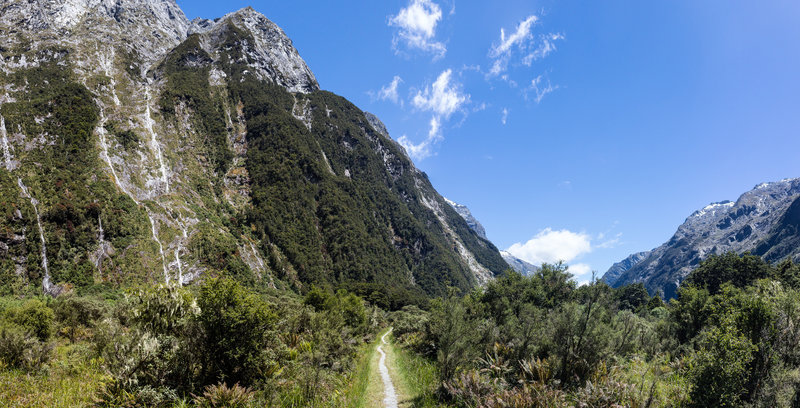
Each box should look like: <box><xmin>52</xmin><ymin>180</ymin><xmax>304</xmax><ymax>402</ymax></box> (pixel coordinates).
<box><xmin>195</xmin><ymin>278</ymin><xmax>279</xmax><ymax>386</ymax></box>
<box><xmin>4</xmin><ymin>298</ymin><xmax>54</xmax><ymax>341</ymax></box>
<box><xmin>689</xmin><ymin>317</ymin><xmax>756</xmax><ymax>407</ymax></box>
<box><xmin>0</xmin><ymin>325</ymin><xmax>52</xmax><ymax>371</ymax></box>
<box><xmin>192</xmin><ymin>383</ymin><xmax>255</xmax><ymax>408</ymax></box>
<box><xmin>53</xmin><ymin>295</ymin><xmax>106</xmax><ymax>342</ymax></box>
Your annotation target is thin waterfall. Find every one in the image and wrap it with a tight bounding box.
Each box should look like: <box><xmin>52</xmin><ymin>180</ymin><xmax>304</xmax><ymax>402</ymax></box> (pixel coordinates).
<box><xmin>143</xmin><ymin>86</ymin><xmax>169</xmax><ymax>194</ymax></box>
<box><xmin>147</xmin><ymin>212</ymin><xmax>169</xmax><ymax>283</ymax></box>
<box><xmin>1</xmin><ymin>115</ymin><xmax>11</xmax><ymax>170</ymax></box>
<box><xmin>2</xmin><ymin>104</ymin><xmax>51</xmax><ymax>293</ymax></box>
<box><xmin>174</xmin><ymin>250</ymin><xmax>183</xmax><ymax>285</ymax></box>
<box><xmin>17</xmin><ymin>178</ymin><xmax>52</xmax><ymax>293</ymax></box>
<box><xmin>97</xmin><ymin>107</ymin><xmax>124</xmax><ymax>193</ymax></box>
<box><xmin>99</xmin><ymin>46</ymin><xmax>121</xmax><ymax>107</ymax></box>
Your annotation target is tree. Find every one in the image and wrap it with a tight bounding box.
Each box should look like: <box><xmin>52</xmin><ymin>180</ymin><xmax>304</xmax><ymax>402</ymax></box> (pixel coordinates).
<box><xmin>614</xmin><ymin>283</ymin><xmax>650</xmax><ymax>311</ymax></box>
<box><xmin>685</xmin><ymin>252</ymin><xmax>771</xmax><ymax>295</ymax></box>
<box><xmin>195</xmin><ymin>278</ymin><xmax>278</xmax><ymax>386</ymax></box>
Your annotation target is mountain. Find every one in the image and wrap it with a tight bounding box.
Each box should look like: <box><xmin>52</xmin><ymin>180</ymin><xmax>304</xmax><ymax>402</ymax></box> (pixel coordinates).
<box><xmin>444</xmin><ymin>198</ymin><xmax>487</xmax><ymax>240</ymax></box>
<box><xmin>0</xmin><ymin>0</ymin><xmax>507</xmax><ymax>300</ymax></box>
<box><xmin>500</xmin><ymin>251</ymin><xmax>540</xmax><ymax>276</ymax></box>
<box><xmin>441</xmin><ymin>199</ymin><xmax>540</xmax><ymax>275</ymax></box>
<box><xmin>609</xmin><ymin>178</ymin><xmax>800</xmax><ymax>298</ymax></box>
<box><xmin>601</xmin><ymin>251</ymin><xmax>651</xmax><ymax>286</ymax></box>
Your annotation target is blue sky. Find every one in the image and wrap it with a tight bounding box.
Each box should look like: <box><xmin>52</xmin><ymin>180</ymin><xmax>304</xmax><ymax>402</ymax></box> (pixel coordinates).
<box><xmin>178</xmin><ymin>0</ymin><xmax>800</xmax><ymax>283</ymax></box>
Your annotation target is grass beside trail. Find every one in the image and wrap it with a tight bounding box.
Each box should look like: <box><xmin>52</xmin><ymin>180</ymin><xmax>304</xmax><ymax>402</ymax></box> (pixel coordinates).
<box><xmin>390</xmin><ymin>335</ymin><xmax>450</xmax><ymax>408</ymax></box>
<box><xmin>343</xmin><ymin>330</ymin><xmax>384</xmax><ymax>408</ymax></box>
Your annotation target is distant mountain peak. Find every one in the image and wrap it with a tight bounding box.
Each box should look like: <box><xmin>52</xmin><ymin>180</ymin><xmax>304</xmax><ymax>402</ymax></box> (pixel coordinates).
<box><xmin>608</xmin><ymin>177</ymin><xmax>800</xmax><ymax>298</ymax></box>
<box><xmin>444</xmin><ymin>198</ymin><xmax>487</xmax><ymax>240</ymax></box>
<box><xmin>500</xmin><ymin>251</ymin><xmax>540</xmax><ymax>276</ymax></box>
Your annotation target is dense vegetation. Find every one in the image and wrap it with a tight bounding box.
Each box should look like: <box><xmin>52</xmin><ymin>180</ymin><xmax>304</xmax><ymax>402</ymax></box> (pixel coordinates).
<box><xmin>3</xmin><ymin>250</ymin><xmax>798</xmax><ymax>407</ymax></box>
<box><xmin>0</xmin><ymin>52</ymin><xmax>155</xmax><ymax>290</ymax></box>
<box><xmin>0</xmin><ymin>278</ymin><xmax>380</xmax><ymax>406</ymax></box>
<box><xmin>389</xmin><ymin>252</ymin><xmax>800</xmax><ymax>407</ymax></box>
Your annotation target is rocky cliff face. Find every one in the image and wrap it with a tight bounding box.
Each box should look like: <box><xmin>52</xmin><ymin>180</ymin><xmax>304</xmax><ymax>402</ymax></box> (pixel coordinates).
<box><xmin>444</xmin><ymin>198</ymin><xmax>487</xmax><ymax>240</ymax></box>
<box><xmin>500</xmin><ymin>251</ymin><xmax>539</xmax><ymax>276</ymax></box>
<box><xmin>609</xmin><ymin>178</ymin><xmax>800</xmax><ymax>298</ymax></box>
<box><xmin>0</xmin><ymin>0</ymin><xmax>506</xmax><ymax>298</ymax></box>
<box><xmin>601</xmin><ymin>251</ymin><xmax>651</xmax><ymax>287</ymax></box>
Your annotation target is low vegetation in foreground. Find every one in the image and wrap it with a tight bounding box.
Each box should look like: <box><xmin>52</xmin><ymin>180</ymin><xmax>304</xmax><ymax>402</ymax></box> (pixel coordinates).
<box><xmin>1</xmin><ymin>252</ymin><xmax>799</xmax><ymax>407</ymax></box>
<box><xmin>390</xmin><ymin>253</ymin><xmax>800</xmax><ymax>407</ymax></box>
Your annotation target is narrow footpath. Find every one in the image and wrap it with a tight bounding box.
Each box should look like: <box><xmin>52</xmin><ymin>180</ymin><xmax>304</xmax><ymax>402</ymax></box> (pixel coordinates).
<box><xmin>363</xmin><ymin>327</ymin><xmax>413</xmax><ymax>407</ymax></box>
<box><xmin>377</xmin><ymin>328</ymin><xmax>398</xmax><ymax>408</ymax></box>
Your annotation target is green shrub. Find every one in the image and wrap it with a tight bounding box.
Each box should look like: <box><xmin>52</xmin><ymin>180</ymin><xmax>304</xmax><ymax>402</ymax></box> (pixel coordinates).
<box><xmin>4</xmin><ymin>298</ymin><xmax>54</xmax><ymax>341</ymax></box>
<box><xmin>0</xmin><ymin>325</ymin><xmax>52</xmax><ymax>371</ymax></box>
<box><xmin>689</xmin><ymin>317</ymin><xmax>756</xmax><ymax>407</ymax></box>
<box><xmin>192</xmin><ymin>383</ymin><xmax>255</xmax><ymax>408</ymax></box>
<box><xmin>195</xmin><ymin>277</ymin><xmax>279</xmax><ymax>386</ymax></box>
<box><xmin>53</xmin><ymin>295</ymin><xmax>106</xmax><ymax>342</ymax></box>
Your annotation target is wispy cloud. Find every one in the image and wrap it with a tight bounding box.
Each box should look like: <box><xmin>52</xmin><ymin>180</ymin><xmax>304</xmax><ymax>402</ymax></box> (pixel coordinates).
<box><xmin>399</xmin><ymin>69</ymin><xmax>469</xmax><ymax>160</ymax></box>
<box><xmin>522</xmin><ymin>33</ymin><xmax>565</xmax><ymax>65</ymax></box>
<box><xmin>411</xmin><ymin>69</ymin><xmax>468</xmax><ymax>118</ymax></box>
<box><xmin>528</xmin><ymin>75</ymin><xmax>557</xmax><ymax>103</ymax></box>
<box><xmin>488</xmin><ymin>15</ymin><xmax>564</xmax><ymax>78</ymax></box>
<box><xmin>373</xmin><ymin>75</ymin><xmax>404</xmax><ymax>105</ymax></box>
<box><xmin>501</xmin><ymin>108</ymin><xmax>509</xmax><ymax>125</ymax></box>
<box><xmin>389</xmin><ymin>0</ymin><xmax>447</xmax><ymax>59</ymax></box>
<box><xmin>596</xmin><ymin>232</ymin><xmax>623</xmax><ymax>249</ymax></box>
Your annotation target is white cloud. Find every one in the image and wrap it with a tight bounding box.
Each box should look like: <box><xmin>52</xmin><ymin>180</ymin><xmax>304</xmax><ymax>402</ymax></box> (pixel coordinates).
<box><xmin>488</xmin><ymin>16</ymin><xmax>563</xmax><ymax>77</ymax></box>
<box><xmin>412</xmin><ymin>69</ymin><xmax>468</xmax><ymax>118</ymax></box>
<box><xmin>506</xmin><ymin>228</ymin><xmax>592</xmax><ymax>265</ymax></box>
<box><xmin>389</xmin><ymin>0</ymin><xmax>446</xmax><ymax>58</ymax></box>
<box><xmin>522</xmin><ymin>33</ymin><xmax>565</xmax><ymax>65</ymax></box>
<box><xmin>398</xmin><ymin>116</ymin><xmax>444</xmax><ymax>160</ymax></box>
<box><xmin>377</xmin><ymin>76</ymin><xmax>403</xmax><ymax>105</ymax></box>
<box><xmin>501</xmin><ymin>108</ymin><xmax>509</xmax><ymax>125</ymax></box>
<box><xmin>569</xmin><ymin>263</ymin><xmax>594</xmax><ymax>284</ymax></box>
<box><xmin>529</xmin><ymin>75</ymin><xmax>557</xmax><ymax>103</ymax></box>
<box><xmin>506</xmin><ymin>228</ymin><xmax>598</xmax><ymax>284</ymax></box>
<box><xmin>400</xmin><ymin>69</ymin><xmax>470</xmax><ymax>160</ymax></box>
<box><xmin>398</xmin><ymin>134</ymin><xmax>433</xmax><ymax>159</ymax></box>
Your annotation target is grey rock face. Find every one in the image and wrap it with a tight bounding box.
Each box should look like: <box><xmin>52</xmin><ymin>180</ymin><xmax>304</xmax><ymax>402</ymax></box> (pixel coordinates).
<box><xmin>192</xmin><ymin>7</ymin><xmax>318</xmax><ymax>93</ymax></box>
<box><xmin>0</xmin><ymin>0</ymin><xmax>190</xmax><ymax>68</ymax></box>
<box><xmin>444</xmin><ymin>198</ymin><xmax>487</xmax><ymax>240</ymax></box>
<box><xmin>602</xmin><ymin>251</ymin><xmax>651</xmax><ymax>286</ymax></box>
<box><xmin>500</xmin><ymin>251</ymin><xmax>540</xmax><ymax>276</ymax></box>
<box><xmin>0</xmin><ymin>0</ymin><xmax>317</xmax><ymax>92</ymax></box>
<box><xmin>612</xmin><ymin>178</ymin><xmax>800</xmax><ymax>298</ymax></box>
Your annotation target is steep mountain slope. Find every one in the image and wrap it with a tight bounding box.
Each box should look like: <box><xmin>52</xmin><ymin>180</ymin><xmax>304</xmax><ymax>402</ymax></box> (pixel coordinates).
<box><xmin>444</xmin><ymin>198</ymin><xmax>487</xmax><ymax>240</ymax></box>
<box><xmin>601</xmin><ymin>251</ymin><xmax>651</xmax><ymax>287</ymax></box>
<box><xmin>609</xmin><ymin>178</ymin><xmax>800</xmax><ymax>298</ymax></box>
<box><xmin>500</xmin><ymin>250</ymin><xmax>540</xmax><ymax>276</ymax></box>
<box><xmin>0</xmin><ymin>0</ymin><xmax>506</xmax><ymax>300</ymax></box>
<box><xmin>442</xmin><ymin>198</ymin><xmax>539</xmax><ymax>275</ymax></box>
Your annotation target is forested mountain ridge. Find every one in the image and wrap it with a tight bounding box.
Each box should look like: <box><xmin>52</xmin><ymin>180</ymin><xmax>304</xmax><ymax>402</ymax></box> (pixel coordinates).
<box><xmin>0</xmin><ymin>0</ymin><xmax>507</xmax><ymax>301</ymax></box>
<box><xmin>607</xmin><ymin>178</ymin><xmax>800</xmax><ymax>298</ymax></box>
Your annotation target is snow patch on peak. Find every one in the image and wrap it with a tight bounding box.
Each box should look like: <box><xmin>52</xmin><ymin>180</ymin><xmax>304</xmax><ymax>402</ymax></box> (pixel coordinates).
<box><xmin>692</xmin><ymin>201</ymin><xmax>734</xmax><ymax>218</ymax></box>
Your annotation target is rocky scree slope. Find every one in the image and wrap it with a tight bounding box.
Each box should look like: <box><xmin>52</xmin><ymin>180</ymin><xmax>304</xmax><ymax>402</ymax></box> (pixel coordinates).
<box><xmin>608</xmin><ymin>178</ymin><xmax>800</xmax><ymax>298</ymax></box>
<box><xmin>443</xmin><ymin>199</ymin><xmax>539</xmax><ymax>276</ymax></box>
<box><xmin>0</xmin><ymin>0</ymin><xmax>507</xmax><ymax>300</ymax></box>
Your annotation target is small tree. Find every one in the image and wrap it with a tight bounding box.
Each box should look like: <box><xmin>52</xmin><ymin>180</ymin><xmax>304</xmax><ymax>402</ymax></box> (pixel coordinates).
<box><xmin>195</xmin><ymin>277</ymin><xmax>278</xmax><ymax>387</ymax></box>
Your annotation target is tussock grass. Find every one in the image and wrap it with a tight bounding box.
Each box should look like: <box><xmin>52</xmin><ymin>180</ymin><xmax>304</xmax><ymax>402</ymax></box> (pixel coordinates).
<box><xmin>0</xmin><ymin>341</ymin><xmax>108</xmax><ymax>408</ymax></box>
<box><xmin>392</xmin><ymin>334</ymin><xmax>450</xmax><ymax>408</ymax></box>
